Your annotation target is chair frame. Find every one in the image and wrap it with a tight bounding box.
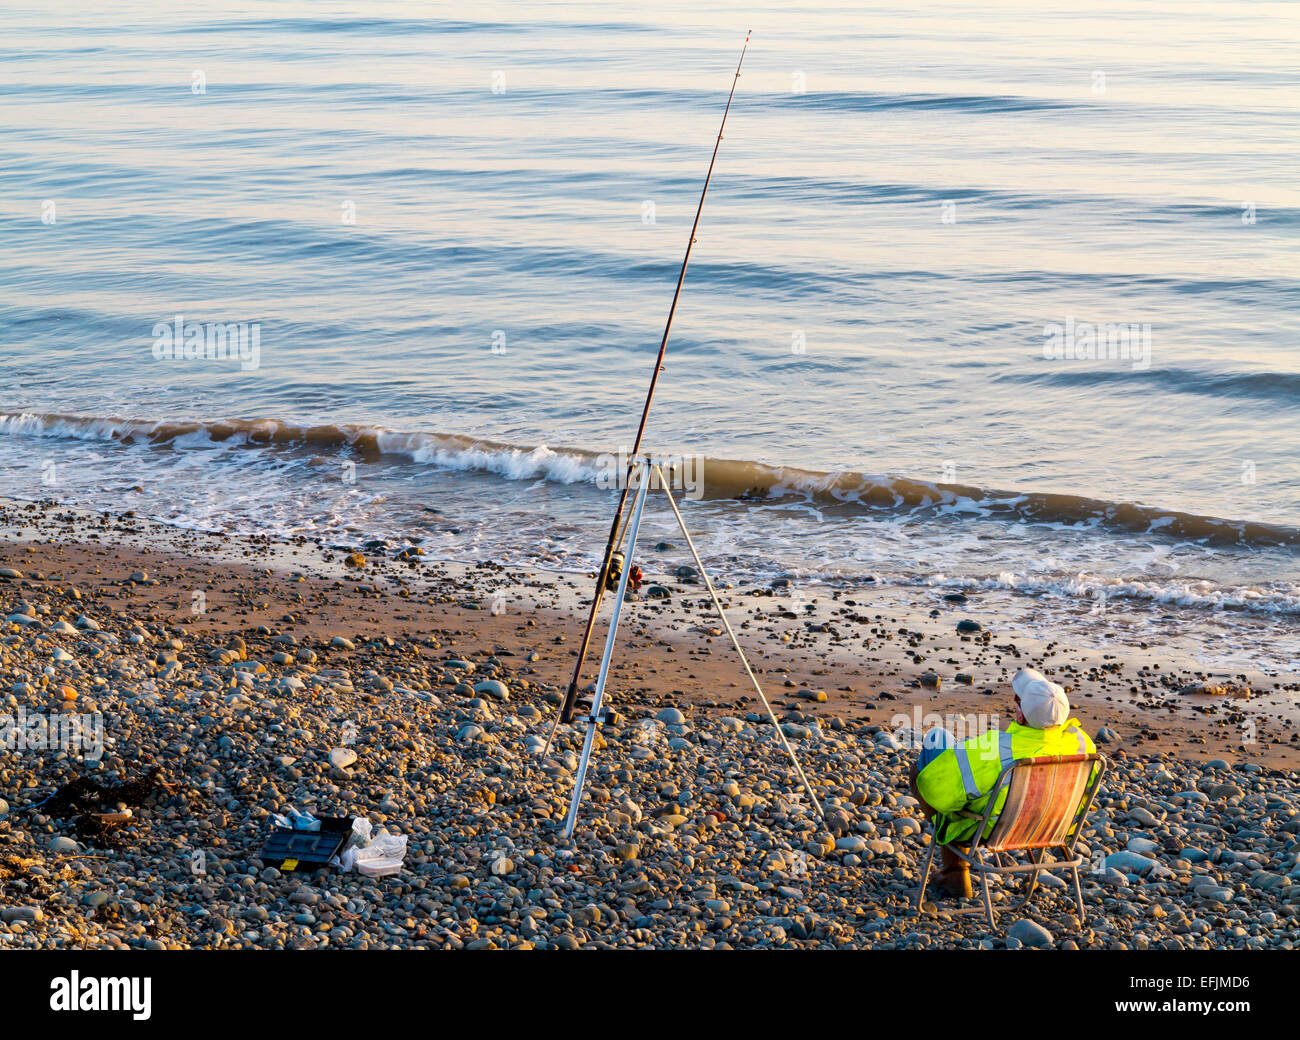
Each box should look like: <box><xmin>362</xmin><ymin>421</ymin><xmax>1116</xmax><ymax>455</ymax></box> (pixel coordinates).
<box><xmin>912</xmin><ymin>753</ymin><xmax>1107</xmax><ymax>929</ymax></box>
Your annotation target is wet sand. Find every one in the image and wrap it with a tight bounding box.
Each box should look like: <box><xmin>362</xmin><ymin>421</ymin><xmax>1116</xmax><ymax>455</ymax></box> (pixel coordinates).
<box><xmin>2</xmin><ymin>499</ymin><xmax>1294</xmax><ymax>769</ymax></box>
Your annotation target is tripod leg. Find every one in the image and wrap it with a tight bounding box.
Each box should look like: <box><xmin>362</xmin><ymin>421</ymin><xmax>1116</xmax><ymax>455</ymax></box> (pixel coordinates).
<box><xmin>536</xmin><ymin>482</ymin><xmax>634</xmax><ymax>766</ymax></box>
<box><xmin>562</xmin><ymin>460</ymin><xmax>653</xmax><ymax>839</ymax></box>
<box><xmin>653</xmin><ymin>466</ymin><xmax>823</xmax><ymax>819</ymax></box>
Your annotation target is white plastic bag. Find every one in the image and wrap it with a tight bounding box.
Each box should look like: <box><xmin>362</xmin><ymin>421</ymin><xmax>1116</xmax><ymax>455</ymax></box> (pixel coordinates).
<box><xmin>354</xmin><ymin>832</ymin><xmax>407</xmax><ymax>877</ymax></box>
<box><xmin>332</xmin><ymin>819</ymin><xmax>407</xmax><ymax>876</ymax></box>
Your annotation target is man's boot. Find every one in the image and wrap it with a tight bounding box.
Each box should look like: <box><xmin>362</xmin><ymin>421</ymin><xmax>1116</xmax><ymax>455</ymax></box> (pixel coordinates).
<box><xmin>936</xmin><ymin>844</ymin><xmax>972</xmax><ymax>899</ymax></box>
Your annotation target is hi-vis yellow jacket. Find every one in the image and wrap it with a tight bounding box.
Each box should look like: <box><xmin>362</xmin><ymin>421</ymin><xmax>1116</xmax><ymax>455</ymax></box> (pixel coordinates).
<box><xmin>916</xmin><ymin>719</ymin><xmax>1095</xmax><ymax>845</ymax></box>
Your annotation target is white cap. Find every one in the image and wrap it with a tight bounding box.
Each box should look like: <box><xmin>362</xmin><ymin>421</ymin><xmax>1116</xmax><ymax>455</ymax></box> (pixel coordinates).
<box><xmin>1012</xmin><ymin>668</ymin><xmax>1070</xmax><ymax>728</ymax></box>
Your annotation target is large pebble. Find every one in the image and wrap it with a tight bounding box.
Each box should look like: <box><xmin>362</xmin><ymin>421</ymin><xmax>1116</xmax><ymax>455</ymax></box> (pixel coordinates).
<box><xmin>473</xmin><ymin>679</ymin><xmax>509</xmax><ymax>701</ymax></box>
<box><xmin>1007</xmin><ymin>919</ymin><xmax>1053</xmax><ymax>948</ymax></box>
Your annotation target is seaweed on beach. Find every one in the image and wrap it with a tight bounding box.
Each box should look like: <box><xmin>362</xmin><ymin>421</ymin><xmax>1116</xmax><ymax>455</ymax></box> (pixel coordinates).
<box><xmin>0</xmin><ymin>852</ymin><xmax>40</xmax><ymax>883</ymax></box>
<box><xmin>36</xmin><ymin>767</ymin><xmax>175</xmax><ymax>844</ymax></box>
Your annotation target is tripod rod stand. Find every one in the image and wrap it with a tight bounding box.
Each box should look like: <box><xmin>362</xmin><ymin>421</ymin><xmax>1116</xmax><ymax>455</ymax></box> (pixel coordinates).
<box><xmin>558</xmin><ymin>457</ymin><xmax>824</xmax><ymax>839</ymax></box>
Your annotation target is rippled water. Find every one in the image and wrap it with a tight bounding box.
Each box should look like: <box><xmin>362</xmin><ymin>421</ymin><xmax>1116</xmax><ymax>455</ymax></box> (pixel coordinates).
<box><xmin>1</xmin><ymin>2</ymin><xmax>1298</xmax><ymax>638</ymax></box>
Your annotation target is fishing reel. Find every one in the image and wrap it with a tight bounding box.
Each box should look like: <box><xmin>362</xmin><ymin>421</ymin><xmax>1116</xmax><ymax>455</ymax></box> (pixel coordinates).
<box><xmin>605</xmin><ymin>551</ymin><xmax>643</xmax><ymax>592</ymax></box>
<box><xmin>606</xmin><ymin>551</ymin><xmax>624</xmax><ymax>591</ymax></box>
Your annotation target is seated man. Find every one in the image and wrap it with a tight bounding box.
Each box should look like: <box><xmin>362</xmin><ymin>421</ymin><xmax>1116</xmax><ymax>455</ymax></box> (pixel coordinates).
<box><xmin>908</xmin><ymin>668</ymin><xmax>1095</xmax><ymax>898</ymax></box>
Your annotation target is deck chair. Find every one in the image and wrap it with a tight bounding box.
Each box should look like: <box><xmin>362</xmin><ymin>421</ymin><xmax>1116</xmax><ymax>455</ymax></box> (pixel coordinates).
<box><xmin>912</xmin><ymin>753</ymin><xmax>1107</xmax><ymax>929</ymax></box>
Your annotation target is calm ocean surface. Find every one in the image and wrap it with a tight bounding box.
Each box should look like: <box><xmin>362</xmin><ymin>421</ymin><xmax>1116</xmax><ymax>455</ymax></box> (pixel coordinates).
<box><xmin>1</xmin><ymin>2</ymin><xmax>1298</xmax><ymax>647</ymax></box>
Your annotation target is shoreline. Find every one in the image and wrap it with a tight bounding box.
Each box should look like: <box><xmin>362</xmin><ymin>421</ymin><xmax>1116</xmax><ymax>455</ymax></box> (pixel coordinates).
<box><xmin>1</xmin><ymin>499</ymin><xmax>1297</xmax><ymax>949</ymax></box>
<box><xmin>2</xmin><ymin>498</ymin><xmax>1294</xmax><ymax>767</ymax></box>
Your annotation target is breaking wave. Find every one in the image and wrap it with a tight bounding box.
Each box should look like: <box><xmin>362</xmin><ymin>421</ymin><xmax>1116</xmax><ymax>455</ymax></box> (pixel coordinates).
<box><xmin>3</xmin><ymin>410</ymin><xmax>1297</xmax><ymax>551</ymax></box>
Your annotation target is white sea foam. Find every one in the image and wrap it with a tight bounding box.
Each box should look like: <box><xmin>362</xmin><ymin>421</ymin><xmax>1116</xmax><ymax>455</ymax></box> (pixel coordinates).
<box><xmin>0</xmin><ymin>410</ymin><xmax>1297</xmax><ymax>624</ymax></box>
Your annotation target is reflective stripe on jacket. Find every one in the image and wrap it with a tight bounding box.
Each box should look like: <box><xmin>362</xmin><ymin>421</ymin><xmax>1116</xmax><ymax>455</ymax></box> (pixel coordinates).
<box><xmin>915</xmin><ymin>718</ymin><xmax>1095</xmax><ymax>845</ymax></box>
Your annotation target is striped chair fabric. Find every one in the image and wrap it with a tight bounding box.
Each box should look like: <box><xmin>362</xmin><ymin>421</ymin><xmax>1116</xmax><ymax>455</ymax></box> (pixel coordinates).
<box><xmin>982</xmin><ymin>754</ymin><xmax>1094</xmax><ymax>852</ymax></box>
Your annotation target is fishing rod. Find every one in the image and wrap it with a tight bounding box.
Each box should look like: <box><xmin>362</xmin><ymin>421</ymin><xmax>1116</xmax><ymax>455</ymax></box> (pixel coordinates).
<box><xmin>557</xmin><ymin>32</ymin><xmax>752</xmax><ymax>726</ymax></box>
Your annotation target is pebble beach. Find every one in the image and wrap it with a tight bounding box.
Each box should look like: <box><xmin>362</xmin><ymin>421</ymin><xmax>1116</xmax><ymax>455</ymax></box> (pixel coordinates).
<box><xmin>1</xmin><ymin>500</ymin><xmax>1297</xmax><ymax>950</ymax></box>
